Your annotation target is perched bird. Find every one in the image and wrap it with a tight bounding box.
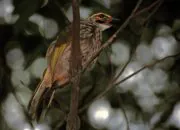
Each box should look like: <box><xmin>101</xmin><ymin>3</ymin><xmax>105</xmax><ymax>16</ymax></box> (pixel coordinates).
<box><xmin>28</xmin><ymin>12</ymin><xmax>117</xmax><ymax>120</ymax></box>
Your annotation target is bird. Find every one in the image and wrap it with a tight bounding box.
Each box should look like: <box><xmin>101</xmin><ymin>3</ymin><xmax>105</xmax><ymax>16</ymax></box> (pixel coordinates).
<box><xmin>28</xmin><ymin>12</ymin><xmax>117</xmax><ymax>120</ymax></box>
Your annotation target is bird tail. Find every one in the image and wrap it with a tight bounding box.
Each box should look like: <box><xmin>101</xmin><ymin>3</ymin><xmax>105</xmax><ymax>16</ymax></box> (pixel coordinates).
<box><xmin>28</xmin><ymin>80</ymin><xmax>49</xmax><ymax>120</ymax></box>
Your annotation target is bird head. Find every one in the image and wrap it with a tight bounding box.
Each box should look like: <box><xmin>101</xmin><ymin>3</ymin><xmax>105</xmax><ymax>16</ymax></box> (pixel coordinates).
<box><xmin>88</xmin><ymin>12</ymin><xmax>119</xmax><ymax>31</ymax></box>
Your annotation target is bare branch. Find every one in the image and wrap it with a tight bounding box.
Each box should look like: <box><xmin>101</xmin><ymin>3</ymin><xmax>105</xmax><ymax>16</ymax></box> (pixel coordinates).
<box><xmin>79</xmin><ymin>53</ymin><xmax>180</xmax><ymax>113</ymax></box>
<box><xmin>117</xmin><ymin>95</ymin><xmax>130</xmax><ymax>130</ymax></box>
<box><xmin>114</xmin><ymin>53</ymin><xmax>179</xmax><ymax>86</ymax></box>
<box><xmin>112</xmin><ymin>45</ymin><xmax>136</xmax><ymax>83</ymax></box>
<box><xmin>143</xmin><ymin>0</ymin><xmax>164</xmax><ymax>23</ymax></box>
<box><xmin>12</xmin><ymin>83</ymin><xmax>34</xmax><ymax>129</ymax></box>
<box><xmin>133</xmin><ymin>0</ymin><xmax>161</xmax><ymax>18</ymax></box>
<box><xmin>66</xmin><ymin>0</ymin><xmax>81</xmax><ymax>129</ymax></box>
<box><xmin>83</xmin><ymin>0</ymin><xmax>143</xmax><ymax>72</ymax></box>
<box><xmin>79</xmin><ymin>0</ymin><xmax>144</xmax><ymax>113</ymax></box>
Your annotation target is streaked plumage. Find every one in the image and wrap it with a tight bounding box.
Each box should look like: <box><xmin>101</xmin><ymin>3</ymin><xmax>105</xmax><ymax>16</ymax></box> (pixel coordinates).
<box><xmin>28</xmin><ymin>12</ymin><xmax>113</xmax><ymax>120</ymax></box>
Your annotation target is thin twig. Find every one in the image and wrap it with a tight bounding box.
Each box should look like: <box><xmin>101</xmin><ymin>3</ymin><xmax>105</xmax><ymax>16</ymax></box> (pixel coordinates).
<box><xmin>83</xmin><ymin>0</ymin><xmax>143</xmax><ymax>72</ymax></box>
<box><xmin>79</xmin><ymin>53</ymin><xmax>180</xmax><ymax>113</ymax></box>
<box><xmin>12</xmin><ymin>85</ymin><xmax>34</xmax><ymax>129</ymax></box>
<box><xmin>112</xmin><ymin>59</ymin><xmax>131</xmax><ymax>83</ymax></box>
<box><xmin>54</xmin><ymin>115</ymin><xmax>66</xmax><ymax>130</ymax></box>
<box><xmin>114</xmin><ymin>53</ymin><xmax>180</xmax><ymax>86</ymax></box>
<box><xmin>79</xmin><ymin>0</ymin><xmax>144</xmax><ymax>113</ymax></box>
<box><xmin>117</xmin><ymin>95</ymin><xmax>130</xmax><ymax>130</ymax></box>
<box><xmin>66</xmin><ymin>0</ymin><xmax>81</xmax><ymax>130</ymax></box>
<box><xmin>112</xmin><ymin>45</ymin><xmax>136</xmax><ymax>83</ymax></box>
<box><xmin>143</xmin><ymin>0</ymin><xmax>164</xmax><ymax>23</ymax></box>
<box><xmin>53</xmin><ymin>0</ymin><xmax>71</xmax><ymax>24</ymax></box>
<box><xmin>133</xmin><ymin>0</ymin><xmax>161</xmax><ymax>18</ymax></box>
<box><xmin>112</xmin><ymin>0</ymin><xmax>163</xmax><ymax>82</ymax></box>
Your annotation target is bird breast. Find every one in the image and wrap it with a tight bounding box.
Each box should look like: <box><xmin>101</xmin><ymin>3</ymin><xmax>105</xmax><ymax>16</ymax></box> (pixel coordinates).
<box><xmin>52</xmin><ymin>20</ymin><xmax>102</xmax><ymax>84</ymax></box>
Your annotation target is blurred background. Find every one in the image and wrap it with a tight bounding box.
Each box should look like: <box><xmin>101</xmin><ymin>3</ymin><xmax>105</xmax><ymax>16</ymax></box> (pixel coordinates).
<box><xmin>0</xmin><ymin>0</ymin><xmax>180</xmax><ymax>130</ymax></box>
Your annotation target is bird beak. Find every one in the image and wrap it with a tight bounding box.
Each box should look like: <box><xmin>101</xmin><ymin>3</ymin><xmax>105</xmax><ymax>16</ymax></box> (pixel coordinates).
<box><xmin>111</xmin><ymin>17</ymin><xmax>120</xmax><ymax>24</ymax></box>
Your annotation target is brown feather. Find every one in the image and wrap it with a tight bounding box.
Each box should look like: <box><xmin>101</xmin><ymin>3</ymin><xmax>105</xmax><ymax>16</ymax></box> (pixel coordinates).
<box><xmin>28</xmin><ymin>19</ymin><xmax>103</xmax><ymax>120</ymax></box>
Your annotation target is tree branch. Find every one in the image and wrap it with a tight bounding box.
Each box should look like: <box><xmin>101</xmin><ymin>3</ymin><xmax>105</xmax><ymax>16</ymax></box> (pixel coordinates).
<box><xmin>132</xmin><ymin>0</ymin><xmax>161</xmax><ymax>18</ymax></box>
<box><xmin>83</xmin><ymin>0</ymin><xmax>143</xmax><ymax>72</ymax></box>
<box><xmin>66</xmin><ymin>0</ymin><xmax>81</xmax><ymax>130</ymax></box>
<box><xmin>78</xmin><ymin>0</ymin><xmax>144</xmax><ymax>114</ymax></box>
<box><xmin>79</xmin><ymin>53</ymin><xmax>180</xmax><ymax>113</ymax></box>
<box><xmin>143</xmin><ymin>0</ymin><xmax>164</xmax><ymax>23</ymax></box>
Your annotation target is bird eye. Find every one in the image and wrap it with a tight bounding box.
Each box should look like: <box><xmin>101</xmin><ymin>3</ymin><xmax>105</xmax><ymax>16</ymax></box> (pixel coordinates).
<box><xmin>96</xmin><ymin>20</ymin><xmax>105</xmax><ymax>24</ymax></box>
<box><xmin>99</xmin><ymin>14</ymin><xmax>105</xmax><ymax>18</ymax></box>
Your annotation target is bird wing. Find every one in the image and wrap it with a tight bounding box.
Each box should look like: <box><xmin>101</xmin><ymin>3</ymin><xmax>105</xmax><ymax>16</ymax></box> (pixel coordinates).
<box><xmin>28</xmin><ymin>29</ymin><xmax>71</xmax><ymax>120</ymax></box>
<box><xmin>46</xmin><ymin>26</ymin><xmax>71</xmax><ymax>80</ymax></box>
<box><xmin>46</xmin><ymin>41</ymin><xmax>67</xmax><ymax>81</ymax></box>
